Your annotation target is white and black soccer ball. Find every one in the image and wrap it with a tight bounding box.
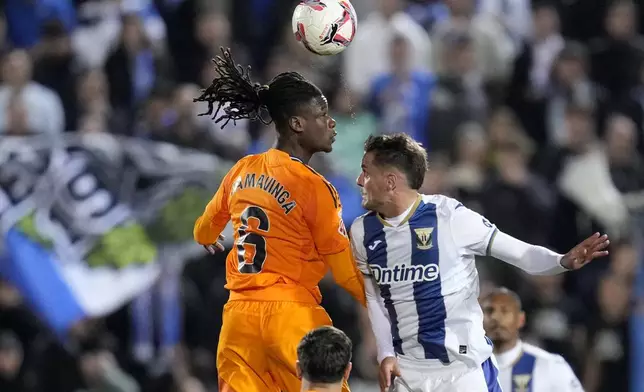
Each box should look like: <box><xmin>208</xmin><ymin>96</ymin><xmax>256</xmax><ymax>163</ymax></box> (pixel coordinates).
<box><xmin>292</xmin><ymin>0</ymin><xmax>358</xmax><ymax>56</ymax></box>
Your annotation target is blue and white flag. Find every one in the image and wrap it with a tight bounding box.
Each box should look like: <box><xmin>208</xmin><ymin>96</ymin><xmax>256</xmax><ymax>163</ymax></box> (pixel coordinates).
<box><xmin>0</xmin><ymin>133</ymin><xmax>229</xmax><ymax>334</ymax></box>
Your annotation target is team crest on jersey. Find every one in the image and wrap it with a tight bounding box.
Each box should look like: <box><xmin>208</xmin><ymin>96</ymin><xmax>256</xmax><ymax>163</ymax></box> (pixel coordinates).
<box><xmin>414</xmin><ymin>227</ymin><xmax>434</xmax><ymax>250</ymax></box>
<box><xmin>512</xmin><ymin>375</ymin><xmax>532</xmax><ymax>392</ymax></box>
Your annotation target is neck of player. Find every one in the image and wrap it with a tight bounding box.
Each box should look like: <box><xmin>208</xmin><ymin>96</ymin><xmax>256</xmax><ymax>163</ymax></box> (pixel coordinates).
<box><xmin>493</xmin><ymin>336</ymin><xmax>520</xmax><ymax>355</ymax></box>
<box><xmin>276</xmin><ymin>137</ymin><xmax>313</xmax><ymax>164</ymax></box>
<box><xmin>378</xmin><ymin>189</ymin><xmax>419</xmax><ymax>219</ymax></box>
<box><xmin>300</xmin><ymin>380</ymin><xmax>342</xmax><ymax>392</ymax></box>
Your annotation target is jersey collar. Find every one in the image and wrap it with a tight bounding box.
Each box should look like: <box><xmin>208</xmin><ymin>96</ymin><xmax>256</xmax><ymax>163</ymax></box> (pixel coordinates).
<box><xmin>377</xmin><ymin>194</ymin><xmax>422</xmax><ymax>227</ymax></box>
<box><xmin>495</xmin><ymin>340</ymin><xmax>524</xmax><ymax>369</ymax></box>
<box><xmin>268</xmin><ymin>148</ymin><xmax>305</xmax><ymax>164</ymax></box>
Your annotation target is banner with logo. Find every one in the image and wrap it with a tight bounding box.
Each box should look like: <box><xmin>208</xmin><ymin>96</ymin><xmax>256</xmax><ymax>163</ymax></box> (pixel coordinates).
<box><xmin>0</xmin><ymin>133</ymin><xmax>231</xmax><ymax>334</ymax></box>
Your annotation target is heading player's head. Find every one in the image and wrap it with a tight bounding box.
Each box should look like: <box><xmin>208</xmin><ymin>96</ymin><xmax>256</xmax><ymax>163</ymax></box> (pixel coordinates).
<box><xmin>357</xmin><ymin>133</ymin><xmax>428</xmax><ymax>211</ymax></box>
<box><xmin>481</xmin><ymin>287</ymin><xmax>525</xmax><ymax>352</ymax></box>
<box><xmin>296</xmin><ymin>326</ymin><xmax>352</xmax><ymax>392</ymax></box>
<box><xmin>194</xmin><ymin>48</ymin><xmax>337</xmax><ymax>155</ymax></box>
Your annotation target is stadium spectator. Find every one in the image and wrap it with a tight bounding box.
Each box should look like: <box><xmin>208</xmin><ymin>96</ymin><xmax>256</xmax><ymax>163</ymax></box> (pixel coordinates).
<box><xmin>589</xmin><ymin>0</ymin><xmax>644</xmax><ymax>100</ymax></box>
<box><xmin>506</xmin><ymin>1</ymin><xmax>564</xmax><ymax>146</ymax></box>
<box><xmin>104</xmin><ymin>14</ymin><xmax>171</xmax><ymax>127</ymax></box>
<box><xmin>343</xmin><ymin>0</ymin><xmax>431</xmax><ymax>96</ymax></box>
<box><xmin>0</xmin><ymin>50</ymin><xmax>65</xmax><ymax>134</ymax></box>
<box><xmin>76</xmin><ymin>350</ymin><xmax>140</xmax><ymax>392</ymax></box>
<box><xmin>366</xmin><ymin>34</ymin><xmax>434</xmax><ymax>148</ymax></box>
<box><xmin>604</xmin><ymin>114</ymin><xmax>644</xmax><ymax>193</ymax></box>
<box><xmin>432</xmin><ymin>0</ymin><xmax>514</xmax><ymax>82</ymax></box>
<box><xmin>427</xmin><ymin>32</ymin><xmax>486</xmax><ymax>152</ymax></box>
<box><xmin>0</xmin><ymin>330</ymin><xmax>33</xmax><ymax>391</ymax></box>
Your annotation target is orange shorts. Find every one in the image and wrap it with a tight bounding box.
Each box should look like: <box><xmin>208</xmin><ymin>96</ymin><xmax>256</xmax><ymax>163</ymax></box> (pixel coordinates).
<box><xmin>217</xmin><ymin>300</ymin><xmax>351</xmax><ymax>392</ymax></box>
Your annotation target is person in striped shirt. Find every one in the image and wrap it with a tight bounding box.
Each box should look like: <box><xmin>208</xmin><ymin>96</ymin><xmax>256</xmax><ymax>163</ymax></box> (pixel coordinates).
<box><xmin>482</xmin><ymin>287</ymin><xmax>584</xmax><ymax>392</ymax></box>
<box><xmin>351</xmin><ymin>133</ymin><xmax>608</xmax><ymax>392</ymax></box>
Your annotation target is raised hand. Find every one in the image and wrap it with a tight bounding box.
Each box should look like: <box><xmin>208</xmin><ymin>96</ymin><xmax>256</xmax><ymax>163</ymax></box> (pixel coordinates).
<box><xmin>561</xmin><ymin>232</ymin><xmax>610</xmax><ymax>270</ymax></box>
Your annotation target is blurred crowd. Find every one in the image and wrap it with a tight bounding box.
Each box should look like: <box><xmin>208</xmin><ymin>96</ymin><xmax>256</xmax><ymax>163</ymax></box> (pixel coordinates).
<box><xmin>0</xmin><ymin>0</ymin><xmax>643</xmax><ymax>391</ymax></box>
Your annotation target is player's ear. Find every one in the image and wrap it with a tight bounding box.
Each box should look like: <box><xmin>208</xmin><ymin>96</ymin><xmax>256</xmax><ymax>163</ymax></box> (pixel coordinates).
<box><xmin>385</xmin><ymin>172</ymin><xmax>397</xmax><ymax>191</ymax></box>
<box><xmin>518</xmin><ymin>311</ymin><xmax>526</xmax><ymax>329</ymax></box>
<box><xmin>289</xmin><ymin>115</ymin><xmax>305</xmax><ymax>134</ymax></box>
<box><xmin>295</xmin><ymin>361</ymin><xmax>302</xmax><ymax>379</ymax></box>
<box><xmin>344</xmin><ymin>362</ymin><xmax>352</xmax><ymax>381</ymax></box>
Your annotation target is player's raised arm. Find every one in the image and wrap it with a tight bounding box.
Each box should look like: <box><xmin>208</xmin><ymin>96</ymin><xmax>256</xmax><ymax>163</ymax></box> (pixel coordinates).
<box><xmin>450</xmin><ymin>200</ymin><xmax>610</xmax><ymax>274</ymax></box>
<box><xmin>304</xmin><ymin>178</ymin><xmax>366</xmax><ymax>306</ymax></box>
<box><xmin>194</xmin><ymin>170</ymin><xmax>233</xmax><ymax>247</ymax></box>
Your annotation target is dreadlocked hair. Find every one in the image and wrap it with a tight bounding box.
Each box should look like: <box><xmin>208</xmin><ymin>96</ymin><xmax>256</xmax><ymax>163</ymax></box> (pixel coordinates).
<box><xmin>194</xmin><ymin>47</ymin><xmax>323</xmax><ymax>130</ymax></box>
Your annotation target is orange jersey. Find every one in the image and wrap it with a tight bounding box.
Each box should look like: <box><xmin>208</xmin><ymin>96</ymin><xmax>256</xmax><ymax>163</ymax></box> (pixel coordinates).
<box><xmin>194</xmin><ymin>148</ymin><xmax>353</xmax><ymax>304</ymax></box>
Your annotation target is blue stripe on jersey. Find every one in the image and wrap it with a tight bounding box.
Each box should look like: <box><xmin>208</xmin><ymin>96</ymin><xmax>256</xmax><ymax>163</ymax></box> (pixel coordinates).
<box><xmin>512</xmin><ymin>351</ymin><xmax>536</xmax><ymax>392</ymax></box>
<box><xmin>483</xmin><ymin>338</ymin><xmax>503</xmax><ymax>391</ymax></box>
<box><xmin>362</xmin><ymin>212</ymin><xmax>404</xmax><ymax>355</ymax></box>
<box><xmin>408</xmin><ymin>201</ymin><xmax>449</xmax><ymax>363</ymax></box>
<box><xmin>482</xmin><ymin>357</ymin><xmax>503</xmax><ymax>392</ymax></box>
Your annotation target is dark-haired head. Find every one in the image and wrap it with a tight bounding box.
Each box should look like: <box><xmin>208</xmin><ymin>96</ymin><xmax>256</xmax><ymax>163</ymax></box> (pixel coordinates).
<box><xmin>296</xmin><ymin>326</ymin><xmax>352</xmax><ymax>387</ymax></box>
<box><xmin>194</xmin><ymin>48</ymin><xmax>337</xmax><ymax>159</ymax></box>
<box><xmin>481</xmin><ymin>287</ymin><xmax>525</xmax><ymax>350</ymax></box>
<box><xmin>357</xmin><ymin>133</ymin><xmax>427</xmax><ymax>212</ymax></box>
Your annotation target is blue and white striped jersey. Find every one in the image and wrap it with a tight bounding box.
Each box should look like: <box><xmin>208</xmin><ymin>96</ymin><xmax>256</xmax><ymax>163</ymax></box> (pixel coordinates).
<box><xmin>351</xmin><ymin>194</ymin><xmax>497</xmax><ymax>368</ymax></box>
<box><xmin>495</xmin><ymin>341</ymin><xmax>583</xmax><ymax>392</ymax></box>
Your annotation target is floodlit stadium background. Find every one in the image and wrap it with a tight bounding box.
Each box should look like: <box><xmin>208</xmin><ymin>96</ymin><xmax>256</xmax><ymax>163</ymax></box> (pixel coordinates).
<box><xmin>0</xmin><ymin>0</ymin><xmax>643</xmax><ymax>391</ymax></box>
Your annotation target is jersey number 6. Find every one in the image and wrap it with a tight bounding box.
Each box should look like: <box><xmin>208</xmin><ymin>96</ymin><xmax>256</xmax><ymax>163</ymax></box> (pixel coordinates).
<box><xmin>236</xmin><ymin>206</ymin><xmax>270</xmax><ymax>274</ymax></box>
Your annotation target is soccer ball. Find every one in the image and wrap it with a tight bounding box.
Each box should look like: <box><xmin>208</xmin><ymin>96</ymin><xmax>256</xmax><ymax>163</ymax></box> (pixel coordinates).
<box><xmin>292</xmin><ymin>0</ymin><xmax>358</xmax><ymax>56</ymax></box>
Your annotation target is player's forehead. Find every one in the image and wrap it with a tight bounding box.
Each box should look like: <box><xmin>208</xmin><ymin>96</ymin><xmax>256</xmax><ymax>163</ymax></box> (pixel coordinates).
<box><xmin>361</xmin><ymin>152</ymin><xmax>396</xmax><ymax>176</ymax></box>
<box><xmin>361</xmin><ymin>151</ymin><xmax>376</xmax><ymax>167</ymax></box>
<box><xmin>483</xmin><ymin>293</ymin><xmax>519</xmax><ymax>309</ymax></box>
<box><xmin>300</xmin><ymin>95</ymin><xmax>328</xmax><ymax>116</ymax></box>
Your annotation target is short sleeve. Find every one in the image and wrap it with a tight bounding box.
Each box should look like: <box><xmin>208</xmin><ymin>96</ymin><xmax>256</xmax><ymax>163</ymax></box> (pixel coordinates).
<box><xmin>304</xmin><ymin>178</ymin><xmax>350</xmax><ymax>256</ymax></box>
<box><xmin>449</xmin><ymin>202</ymin><xmax>497</xmax><ymax>257</ymax></box>
<box><xmin>350</xmin><ymin>218</ymin><xmax>370</xmax><ymax>275</ymax></box>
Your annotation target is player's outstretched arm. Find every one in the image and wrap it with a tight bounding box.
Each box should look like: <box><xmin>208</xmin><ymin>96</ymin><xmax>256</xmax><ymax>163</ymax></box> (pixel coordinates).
<box><xmin>489</xmin><ymin>231</ymin><xmax>609</xmax><ymax>275</ymax></box>
<box><xmin>449</xmin><ymin>199</ymin><xmax>609</xmax><ymax>275</ymax></box>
